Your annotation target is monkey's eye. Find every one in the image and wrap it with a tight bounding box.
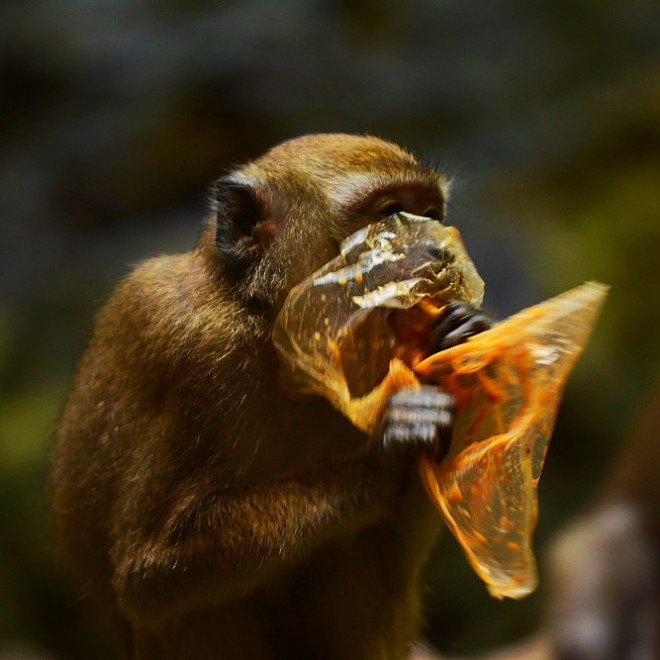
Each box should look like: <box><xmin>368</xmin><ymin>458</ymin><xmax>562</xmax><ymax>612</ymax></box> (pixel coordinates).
<box><xmin>379</xmin><ymin>202</ymin><xmax>404</xmax><ymax>217</ymax></box>
<box><xmin>423</xmin><ymin>208</ymin><xmax>442</xmax><ymax>221</ymax></box>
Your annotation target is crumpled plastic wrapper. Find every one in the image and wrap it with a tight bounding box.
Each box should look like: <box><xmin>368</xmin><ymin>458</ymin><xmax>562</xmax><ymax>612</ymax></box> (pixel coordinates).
<box><xmin>272</xmin><ymin>212</ymin><xmax>607</xmax><ymax>599</ymax></box>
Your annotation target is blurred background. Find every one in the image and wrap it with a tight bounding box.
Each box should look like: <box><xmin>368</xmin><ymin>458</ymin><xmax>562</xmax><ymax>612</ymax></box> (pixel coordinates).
<box><xmin>1</xmin><ymin>0</ymin><xmax>659</xmax><ymax>657</ymax></box>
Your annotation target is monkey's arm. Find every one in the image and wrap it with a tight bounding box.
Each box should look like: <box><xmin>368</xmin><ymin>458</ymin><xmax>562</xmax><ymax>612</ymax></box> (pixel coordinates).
<box><xmin>57</xmin><ymin>256</ymin><xmax>399</xmax><ymax>629</ymax></box>
<box><xmin>84</xmin><ymin>261</ymin><xmax>485</xmax><ymax>630</ymax></box>
<box><xmin>111</xmin><ymin>455</ymin><xmax>400</xmax><ymax>629</ymax></box>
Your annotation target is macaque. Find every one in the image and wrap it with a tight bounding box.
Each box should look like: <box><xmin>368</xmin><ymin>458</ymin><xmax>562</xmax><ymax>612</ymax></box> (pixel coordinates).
<box><xmin>488</xmin><ymin>388</ymin><xmax>660</xmax><ymax>660</ymax></box>
<box><xmin>543</xmin><ymin>388</ymin><xmax>660</xmax><ymax>659</ymax></box>
<box><xmin>51</xmin><ymin>134</ymin><xmax>491</xmax><ymax>659</ymax></box>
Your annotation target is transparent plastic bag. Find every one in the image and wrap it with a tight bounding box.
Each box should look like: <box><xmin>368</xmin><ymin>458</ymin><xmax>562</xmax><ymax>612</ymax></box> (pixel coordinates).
<box><xmin>414</xmin><ymin>283</ymin><xmax>607</xmax><ymax>597</ymax></box>
<box><xmin>272</xmin><ymin>213</ymin><xmax>607</xmax><ymax>598</ymax></box>
<box><xmin>272</xmin><ymin>213</ymin><xmax>485</xmax><ymax>432</ymax></box>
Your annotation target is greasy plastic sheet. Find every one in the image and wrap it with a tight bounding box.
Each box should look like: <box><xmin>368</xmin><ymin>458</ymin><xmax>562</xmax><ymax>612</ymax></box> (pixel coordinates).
<box><xmin>415</xmin><ymin>283</ymin><xmax>607</xmax><ymax>597</ymax></box>
<box><xmin>272</xmin><ymin>213</ymin><xmax>607</xmax><ymax>599</ymax></box>
<box><xmin>272</xmin><ymin>213</ymin><xmax>485</xmax><ymax>432</ymax></box>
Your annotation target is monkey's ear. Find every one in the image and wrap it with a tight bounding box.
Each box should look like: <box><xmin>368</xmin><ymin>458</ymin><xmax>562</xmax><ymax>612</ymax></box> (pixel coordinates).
<box><xmin>212</xmin><ymin>178</ymin><xmax>263</xmax><ymax>267</ymax></box>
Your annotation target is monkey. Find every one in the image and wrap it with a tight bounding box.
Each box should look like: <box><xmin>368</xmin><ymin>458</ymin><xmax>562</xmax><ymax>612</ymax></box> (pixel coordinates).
<box><xmin>542</xmin><ymin>387</ymin><xmax>660</xmax><ymax>660</ymax></box>
<box><xmin>477</xmin><ymin>387</ymin><xmax>660</xmax><ymax>660</ymax></box>
<box><xmin>51</xmin><ymin>134</ymin><xmax>492</xmax><ymax>660</ymax></box>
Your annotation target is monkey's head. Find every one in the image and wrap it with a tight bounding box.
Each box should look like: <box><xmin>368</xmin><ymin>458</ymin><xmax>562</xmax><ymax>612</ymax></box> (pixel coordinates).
<box><xmin>202</xmin><ymin>134</ymin><xmax>450</xmax><ymax>315</ymax></box>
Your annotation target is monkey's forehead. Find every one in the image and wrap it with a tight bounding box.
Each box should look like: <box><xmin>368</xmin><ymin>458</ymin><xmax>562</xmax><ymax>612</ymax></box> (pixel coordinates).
<box><xmin>235</xmin><ymin>134</ymin><xmax>448</xmax><ymax>199</ymax></box>
<box><xmin>256</xmin><ymin>134</ymin><xmax>417</xmax><ymax>170</ymax></box>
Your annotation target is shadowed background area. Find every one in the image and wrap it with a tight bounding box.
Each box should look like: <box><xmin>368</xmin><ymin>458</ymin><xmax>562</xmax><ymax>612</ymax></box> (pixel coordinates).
<box><xmin>1</xmin><ymin>1</ymin><xmax>659</xmax><ymax>657</ymax></box>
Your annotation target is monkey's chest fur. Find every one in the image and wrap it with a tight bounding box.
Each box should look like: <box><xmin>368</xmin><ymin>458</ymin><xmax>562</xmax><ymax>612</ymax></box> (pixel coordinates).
<box><xmin>131</xmin><ymin>502</ymin><xmax>440</xmax><ymax>660</ymax></box>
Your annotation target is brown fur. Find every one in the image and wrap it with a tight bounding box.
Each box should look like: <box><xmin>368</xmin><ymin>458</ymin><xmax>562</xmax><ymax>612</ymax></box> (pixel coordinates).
<box><xmin>544</xmin><ymin>390</ymin><xmax>660</xmax><ymax>658</ymax></box>
<box><xmin>51</xmin><ymin>134</ymin><xmax>450</xmax><ymax>659</ymax></box>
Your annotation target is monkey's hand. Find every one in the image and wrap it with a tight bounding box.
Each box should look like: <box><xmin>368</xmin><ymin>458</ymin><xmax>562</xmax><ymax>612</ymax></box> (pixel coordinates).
<box><xmin>382</xmin><ymin>302</ymin><xmax>492</xmax><ymax>457</ymax></box>
<box><xmin>382</xmin><ymin>386</ymin><xmax>455</xmax><ymax>456</ymax></box>
<box><xmin>427</xmin><ymin>300</ymin><xmax>492</xmax><ymax>352</ymax></box>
